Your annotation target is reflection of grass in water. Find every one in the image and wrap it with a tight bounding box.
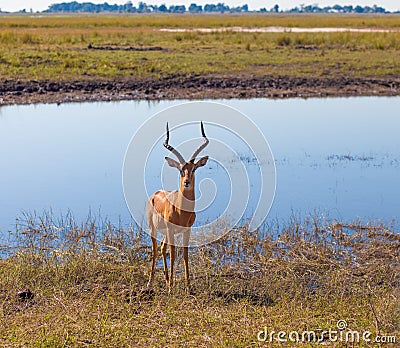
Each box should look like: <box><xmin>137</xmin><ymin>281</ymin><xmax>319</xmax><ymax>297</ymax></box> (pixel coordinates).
<box><xmin>0</xmin><ymin>211</ymin><xmax>398</xmax><ymax>346</ymax></box>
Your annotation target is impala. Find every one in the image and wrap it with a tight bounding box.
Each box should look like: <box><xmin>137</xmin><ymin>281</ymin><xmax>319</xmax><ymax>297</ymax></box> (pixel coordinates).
<box><xmin>146</xmin><ymin>122</ymin><xmax>209</xmax><ymax>291</ymax></box>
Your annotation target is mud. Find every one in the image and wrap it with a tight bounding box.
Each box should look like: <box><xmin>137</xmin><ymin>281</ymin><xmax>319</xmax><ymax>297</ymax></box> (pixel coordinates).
<box><xmin>87</xmin><ymin>44</ymin><xmax>166</xmax><ymax>51</ymax></box>
<box><xmin>1</xmin><ymin>74</ymin><xmax>400</xmax><ymax>106</ymax></box>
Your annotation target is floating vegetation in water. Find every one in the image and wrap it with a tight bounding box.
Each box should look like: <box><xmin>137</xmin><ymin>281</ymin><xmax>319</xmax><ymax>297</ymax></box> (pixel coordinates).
<box><xmin>326</xmin><ymin>152</ymin><xmax>400</xmax><ymax>168</ymax></box>
<box><xmin>327</xmin><ymin>153</ymin><xmax>375</xmax><ymax>162</ymax></box>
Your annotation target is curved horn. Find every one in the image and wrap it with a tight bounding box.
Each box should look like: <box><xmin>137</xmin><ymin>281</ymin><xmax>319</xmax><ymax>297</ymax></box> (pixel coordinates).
<box><xmin>190</xmin><ymin>121</ymin><xmax>209</xmax><ymax>162</ymax></box>
<box><xmin>164</xmin><ymin>122</ymin><xmax>185</xmax><ymax>164</ymax></box>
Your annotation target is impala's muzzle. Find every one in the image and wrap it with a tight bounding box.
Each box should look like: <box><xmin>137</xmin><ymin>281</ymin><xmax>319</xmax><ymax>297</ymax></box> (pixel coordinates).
<box><xmin>184</xmin><ymin>181</ymin><xmax>191</xmax><ymax>188</ymax></box>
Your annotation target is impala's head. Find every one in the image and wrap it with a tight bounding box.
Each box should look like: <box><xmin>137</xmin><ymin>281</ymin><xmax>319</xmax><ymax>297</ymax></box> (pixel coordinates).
<box><xmin>164</xmin><ymin>122</ymin><xmax>209</xmax><ymax>190</ymax></box>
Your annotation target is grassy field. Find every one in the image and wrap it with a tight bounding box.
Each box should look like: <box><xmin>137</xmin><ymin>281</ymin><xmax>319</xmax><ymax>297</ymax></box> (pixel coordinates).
<box><xmin>0</xmin><ymin>14</ymin><xmax>400</xmax><ymax>82</ymax></box>
<box><xmin>0</xmin><ymin>213</ymin><xmax>398</xmax><ymax>346</ymax></box>
<box><xmin>0</xmin><ymin>14</ymin><xmax>399</xmax><ymax>346</ymax></box>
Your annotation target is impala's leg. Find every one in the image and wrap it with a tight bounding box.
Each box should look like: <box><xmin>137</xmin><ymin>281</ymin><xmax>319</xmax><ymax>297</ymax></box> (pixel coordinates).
<box><xmin>161</xmin><ymin>235</ymin><xmax>169</xmax><ymax>286</ymax></box>
<box><xmin>167</xmin><ymin>229</ymin><xmax>175</xmax><ymax>291</ymax></box>
<box><xmin>183</xmin><ymin>229</ymin><xmax>190</xmax><ymax>290</ymax></box>
<box><xmin>147</xmin><ymin>236</ymin><xmax>158</xmax><ymax>288</ymax></box>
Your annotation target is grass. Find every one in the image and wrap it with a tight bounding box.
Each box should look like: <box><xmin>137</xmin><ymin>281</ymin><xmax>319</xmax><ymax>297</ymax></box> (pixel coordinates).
<box><xmin>0</xmin><ymin>212</ymin><xmax>398</xmax><ymax>346</ymax></box>
<box><xmin>1</xmin><ymin>13</ymin><xmax>400</xmax><ymax>29</ymax></box>
<box><xmin>0</xmin><ymin>13</ymin><xmax>399</xmax><ymax>344</ymax></box>
<box><xmin>0</xmin><ymin>14</ymin><xmax>400</xmax><ymax>82</ymax></box>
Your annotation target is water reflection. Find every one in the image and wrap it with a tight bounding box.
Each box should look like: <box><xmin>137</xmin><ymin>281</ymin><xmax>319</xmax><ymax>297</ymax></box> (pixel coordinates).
<box><xmin>0</xmin><ymin>97</ymin><xmax>399</xmax><ymax>235</ymax></box>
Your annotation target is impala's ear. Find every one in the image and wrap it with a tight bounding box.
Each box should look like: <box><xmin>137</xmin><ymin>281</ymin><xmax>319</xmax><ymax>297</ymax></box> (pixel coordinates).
<box><xmin>194</xmin><ymin>156</ymin><xmax>208</xmax><ymax>170</ymax></box>
<box><xmin>165</xmin><ymin>157</ymin><xmax>181</xmax><ymax>169</ymax></box>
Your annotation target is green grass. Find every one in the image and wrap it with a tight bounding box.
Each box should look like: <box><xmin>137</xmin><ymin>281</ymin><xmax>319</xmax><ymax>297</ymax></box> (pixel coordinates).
<box><xmin>0</xmin><ymin>14</ymin><xmax>400</xmax><ymax>82</ymax></box>
<box><xmin>0</xmin><ymin>213</ymin><xmax>398</xmax><ymax>346</ymax></box>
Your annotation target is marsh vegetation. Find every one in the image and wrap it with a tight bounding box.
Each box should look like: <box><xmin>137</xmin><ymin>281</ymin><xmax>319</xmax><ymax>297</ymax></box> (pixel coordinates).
<box><xmin>0</xmin><ymin>124</ymin><xmax>397</xmax><ymax>339</ymax></box>
<box><xmin>0</xmin><ymin>212</ymin><xmax>398</xmax><ymax>346</ymax></box>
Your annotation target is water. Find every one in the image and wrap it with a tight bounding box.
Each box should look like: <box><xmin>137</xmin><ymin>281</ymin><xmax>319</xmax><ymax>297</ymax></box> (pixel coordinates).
<box><xmin>0</xmin><ymin>97</ymin><xmax>399</xmax><ymax>237</ymax></box>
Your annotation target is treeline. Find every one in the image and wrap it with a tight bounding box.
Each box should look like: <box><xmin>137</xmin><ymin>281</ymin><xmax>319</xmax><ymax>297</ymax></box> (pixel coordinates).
<box><xmin>286</xmin><ymin>4</ymin><xmax>387</xmax><ymax>13</ymax></box>
<box><xmin>43</xmin><ymin>1</ymin><xmax>248</xmax><ymax>13</ymax></box>
<box><xmin>39</xmin><ymin>2</ymin><xmax>395</xmax><ymax>14</ymax></box>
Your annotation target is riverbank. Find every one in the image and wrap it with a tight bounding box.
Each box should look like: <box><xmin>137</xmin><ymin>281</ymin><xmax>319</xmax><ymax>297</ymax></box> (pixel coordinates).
<box><xmin>1</xmin><ymin>14</ymin><xmax>400</xmax><ymax>105</ymax></box>
<box><xmin>1</xmin><ymin>216</ymin><xmax>398</xmax><ymax>346</ymax></box>
<box><xmin>1</xmin><ymin>74</ymin><xmax>400</xmax><ymax>106</ymax></box>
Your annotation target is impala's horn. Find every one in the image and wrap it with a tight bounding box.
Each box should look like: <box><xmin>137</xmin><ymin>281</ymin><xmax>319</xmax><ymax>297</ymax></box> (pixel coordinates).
<box><xmin>189</xmin><ymin>121</ymin><xmax>209</xmax><ymax>163</ymax></box>
<box><xmin>164</xmin><ymin>122</ymin><xmax>185</xmax><ymax>164</ymax></box>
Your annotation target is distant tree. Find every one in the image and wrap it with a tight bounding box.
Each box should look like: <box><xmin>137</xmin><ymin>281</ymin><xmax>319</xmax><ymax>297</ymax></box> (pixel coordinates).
<box><xmin>204</xmin><ymin>3</ymin><xmax>229</xmax><ymax>12</ymax></box>
<box><xmin>125</xmin><ymin>1</ymin><xmax>133</xmax><ymax>12</ymax></box>
<box><xmin>158</xmin><ymin>4</ymin><xmax>168</xmax><ymax>12</ymax></box>
<box><xmin>304</xmin><ymin>5</ymin><xmax>313</xmax><ymax>12</ymax></box>
<box><xmin>189</xmin><ymin>3</ymin><xmax>202</xmax><ymax>12</ymax></box>
<box><xmin>272</xmin><ymin>4</ymin><xmax>279</xmax><ymax>12</ymax></box>
<box><xmin>138</xmin><ymin>2</ymin><xmax>148</xmax><ymax>12</ymax></box>
<box><xmin>365</xmin><ymin>6</ymin><xmax>373</xmax><ymax>12</ymax></box>
<box><xmin>332</xmin><ymin>4</ymin><xmax>341</xmax><ymax>11</ymax></box>
<box><xmin>354</xmin><ymin>5</ymin><xmax>364</xmax><ymax>13</ymax></box>
<box><xmin>343</xmin><ymin>5</ymin><xmax>353</xmax><ymax>12</ymax></box>
<box><xmin>169</xmin><ymin>5</ymin><xmax>186</xmax><ymax>13</ymax></box>
<box><xmin>216</xmin><ymin>3</ymin><xmax>229</xmax><ymax>12</ymax></box>
<box><xmin>373</xmin><ymin>5</ymin><xmax>386</xmax><ymax>13</ymax></box>
<box><xmin>204</xmin><ymin>4</ymin><xmax>216</xmax><ymax>12</ymax></box>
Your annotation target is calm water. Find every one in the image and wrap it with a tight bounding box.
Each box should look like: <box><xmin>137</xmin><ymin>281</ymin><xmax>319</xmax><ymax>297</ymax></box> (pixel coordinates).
<box><xmin>0</xmin><ymin>97</ymin><xmax>399</xmax><ymax>237</ymax></box>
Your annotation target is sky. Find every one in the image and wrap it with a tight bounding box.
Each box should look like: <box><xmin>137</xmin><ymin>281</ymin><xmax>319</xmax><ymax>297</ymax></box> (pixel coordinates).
<box><xmin>0</xmin><ymin>0</ymin><xmax>399</xmax><ymax>12</ymax></box>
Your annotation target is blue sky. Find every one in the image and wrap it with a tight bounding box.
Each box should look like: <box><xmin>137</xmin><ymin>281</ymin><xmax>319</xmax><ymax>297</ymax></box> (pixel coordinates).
<box><xmin>0</xmin><ymin>0</ymin><xmax>398</xmax><ymax>12</ymax></box>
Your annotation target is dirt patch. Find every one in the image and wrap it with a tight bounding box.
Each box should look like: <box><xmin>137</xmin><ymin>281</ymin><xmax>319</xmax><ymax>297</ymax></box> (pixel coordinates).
<box><xmin>87</xmin><ymin>44</ymin><xmax>166</xmax><ymax>51</ymax></box>
<box><xmin>1</xmin><ymin>74</ymin><xmax>400</xmax><ymax>106</ymax></box>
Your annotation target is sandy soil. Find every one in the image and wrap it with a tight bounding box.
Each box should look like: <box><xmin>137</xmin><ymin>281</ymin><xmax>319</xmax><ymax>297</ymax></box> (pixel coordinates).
<box><xmin>1</xmin><ymin>74</ymin><xmax>400</xmax><ymax>106</ymax></box>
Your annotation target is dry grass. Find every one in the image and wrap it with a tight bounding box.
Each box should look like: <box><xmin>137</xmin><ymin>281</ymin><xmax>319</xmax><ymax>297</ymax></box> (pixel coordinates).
<box><xmin>1</xmin><ymin>13</ymin><xmax>400</xmax><ymax>29</ymax></box>
<box><xmin>0</xmin><ymin>213</ymin><xmax>398</xmax><ymax>346</ymax></box>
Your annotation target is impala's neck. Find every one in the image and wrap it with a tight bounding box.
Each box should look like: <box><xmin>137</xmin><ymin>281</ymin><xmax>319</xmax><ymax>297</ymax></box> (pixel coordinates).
<box><xmin>177</xmin><ymin>178</ymin><xmax>195</xmax><ymax>213</ymax></box>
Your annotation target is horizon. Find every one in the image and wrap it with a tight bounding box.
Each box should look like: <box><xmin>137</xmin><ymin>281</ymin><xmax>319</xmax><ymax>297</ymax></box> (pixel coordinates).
<box><xmin>0</xmin><ymin>0</ymin><xmax>399</xmax><ymax>13</ymax></box>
